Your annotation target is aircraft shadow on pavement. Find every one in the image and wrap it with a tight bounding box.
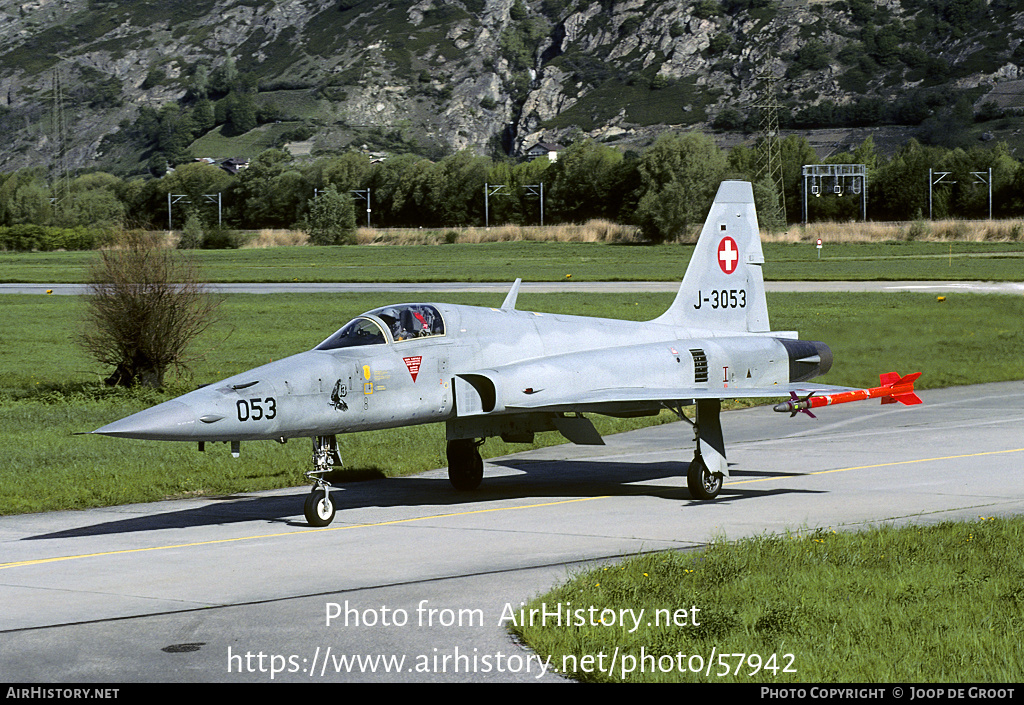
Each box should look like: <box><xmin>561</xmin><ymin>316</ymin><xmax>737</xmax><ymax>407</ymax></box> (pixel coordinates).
<box><xmin>24</xmin><ymin>459</ymin><xmax>820</xmax><ymax>541</ymax></box>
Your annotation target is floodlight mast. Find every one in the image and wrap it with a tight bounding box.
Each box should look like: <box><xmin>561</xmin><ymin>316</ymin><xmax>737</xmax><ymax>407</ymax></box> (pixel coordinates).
<box><xmin>801</xmin><ymin>164</ymin><xmax>867</xmax><ymax>223</ymax></box>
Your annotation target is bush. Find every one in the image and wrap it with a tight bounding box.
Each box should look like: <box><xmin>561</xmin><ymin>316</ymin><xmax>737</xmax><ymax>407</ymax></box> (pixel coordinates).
<box><xmin>306</xmin><ymin>186</ymin><xmax>356</xmax><ymax>245</ymax></box>
<box><xmin>79</xmin><ymin>231</ymin><xmax>221</xmax><ymax>388</ymax></box>
<box><xmin>0</xmin><ymin>224</ymin><xmax>45</xmax><ymax>251</ymax></box>
<box><xmin>201</xmin><ymin>227</ymin><xmax>242</xmax><ymax>249</ymax></box>
<box><xmin>0</xmin><ymin>225</ymin><xmax>105</xmax><ymax>251</ymax></box>
<box><xmin>177</xmin><ymin>211</ymin><xmax>205</xmax><ymax>249</ymax></box>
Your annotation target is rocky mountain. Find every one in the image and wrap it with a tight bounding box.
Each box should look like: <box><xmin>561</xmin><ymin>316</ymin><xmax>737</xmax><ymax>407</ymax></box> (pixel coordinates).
<box><xmin>1</xmin><ymin>0</ymin><xmax>1022</xmax><ymax>175</ymax></box>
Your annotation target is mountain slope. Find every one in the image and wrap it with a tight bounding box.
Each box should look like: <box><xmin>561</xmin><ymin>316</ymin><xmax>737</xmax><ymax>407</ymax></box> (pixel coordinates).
<box><xmin>1</xmin><ymin>0</ymin><xmax>1021</xmax><ymax>175</ymax></box>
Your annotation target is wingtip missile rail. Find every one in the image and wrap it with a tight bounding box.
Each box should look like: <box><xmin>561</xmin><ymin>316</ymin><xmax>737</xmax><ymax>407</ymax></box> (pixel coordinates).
<box><xmin>773</xmin><ymin>372</ymin><xmax>923</xmax><ymax>418</ymax></box>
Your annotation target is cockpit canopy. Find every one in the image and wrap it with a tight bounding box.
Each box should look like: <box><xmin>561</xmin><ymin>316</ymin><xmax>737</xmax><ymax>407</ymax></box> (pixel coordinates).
<box><xmin>315</xmin><ymin>304</ymin><xmax>444</xmax><ymax>350</ymax></box>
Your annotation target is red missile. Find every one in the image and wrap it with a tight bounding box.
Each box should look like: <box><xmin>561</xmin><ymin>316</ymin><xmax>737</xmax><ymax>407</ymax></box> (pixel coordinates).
<box><xmin>774</xmin><ymin>372</ymin><xmax>923</xmax><ymax>418</ymax></box>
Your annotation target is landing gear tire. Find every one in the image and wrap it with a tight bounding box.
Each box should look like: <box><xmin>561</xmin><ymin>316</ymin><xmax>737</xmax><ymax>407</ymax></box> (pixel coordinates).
<box><xmin>687</xmin><ymin>454</ymin><xmax>723</xmax><ymax>501</ymax></box>
<box><xmin>304</xmin><ymin>489</ymin><xmax>336</xmax><ymax>527</ymax></box>
<box><xmin>447</xmin><ymin>439</ymin><xmax>484</xmax><ymax>491</ymax></box>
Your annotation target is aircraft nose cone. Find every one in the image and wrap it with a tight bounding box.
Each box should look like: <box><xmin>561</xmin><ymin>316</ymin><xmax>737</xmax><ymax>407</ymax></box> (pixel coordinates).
<box><xmin>92</xmin><ymin>400</ymin><xmax>199</xmax><ymax>440</ymax></box>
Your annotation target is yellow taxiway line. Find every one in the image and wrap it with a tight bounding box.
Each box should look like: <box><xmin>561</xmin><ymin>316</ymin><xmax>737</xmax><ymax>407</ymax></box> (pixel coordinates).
<box><xmin>4</xmin><ymin>447</ymin><xmax>1021</xmax><ymax>571</ymax></box>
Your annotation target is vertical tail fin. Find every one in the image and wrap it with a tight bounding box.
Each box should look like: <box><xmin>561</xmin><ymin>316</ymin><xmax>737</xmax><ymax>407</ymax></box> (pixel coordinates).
<box><xmin>652</xmin><ymin>181</ymin><xmax>770</xmax><ymax>333</ymax></box>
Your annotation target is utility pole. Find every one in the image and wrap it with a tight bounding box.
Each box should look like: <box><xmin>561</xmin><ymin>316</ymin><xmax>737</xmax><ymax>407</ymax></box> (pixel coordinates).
<box><xmin>484</xmin><ymin>183</ymin><xmax>507</xmax><ymax>227</ymax></box>
<box><xmin>350</xmin><ymin>188</ymin><xmax>371</xmax><ymax>228</ymax></box>
<box><xmin>522</xmin><ymin>183</ymin><xmax>544</xmax><ymax>226</ymax></box>
<box><xmin>929</xmin><ymin>170</ymin><xmax>953</xmax><ymax>220</ymax></box>
<box><xmin>971</xmin><ymin>168</ymin><xmax>992</xmax><ymax>220</ymax></box>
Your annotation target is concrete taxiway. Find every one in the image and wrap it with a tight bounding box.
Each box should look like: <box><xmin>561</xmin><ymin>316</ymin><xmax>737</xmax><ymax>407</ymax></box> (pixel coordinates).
<box><xmin>1</xmin><ymin>381</ymin><xmax>1022</xmax><ymax>682</ymax></box>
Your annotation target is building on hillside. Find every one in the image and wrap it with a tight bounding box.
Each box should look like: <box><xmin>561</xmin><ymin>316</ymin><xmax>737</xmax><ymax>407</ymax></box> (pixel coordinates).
<box><xmin>524</xmin><ymin>142</ymin><xmax>563</xmax><ymax>163</ymax></box>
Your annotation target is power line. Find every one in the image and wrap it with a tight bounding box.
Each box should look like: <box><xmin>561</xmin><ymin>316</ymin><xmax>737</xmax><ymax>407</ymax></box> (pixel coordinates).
<box><xmin>753</xmin><ymin>66</ymin><xmax>786</xmax><ymax>228</ymax></box>
<box><xmin>50</xmin><ymin>65</ymin><xmax>71</xmax><ymax>214</ymax></box>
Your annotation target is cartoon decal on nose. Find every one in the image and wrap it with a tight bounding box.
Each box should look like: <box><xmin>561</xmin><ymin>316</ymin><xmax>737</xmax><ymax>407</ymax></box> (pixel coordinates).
<box><xmin>330</xmin><ymin>379</ymin><xmax>348</xmax><ymax>411</ymax></box>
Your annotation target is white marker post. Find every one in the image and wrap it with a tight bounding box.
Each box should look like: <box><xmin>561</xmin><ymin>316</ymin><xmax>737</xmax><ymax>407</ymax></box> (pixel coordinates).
<box><xmin>816</xmin><ymin>238</ymin><xmax>823</xmax><ymax>260</ymax></box>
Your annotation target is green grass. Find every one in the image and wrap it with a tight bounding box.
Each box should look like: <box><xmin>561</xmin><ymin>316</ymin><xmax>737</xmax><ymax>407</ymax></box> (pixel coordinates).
<box><xmin>512</xmin><ymin>517</ymin><xmax>1024</xmax><ymax>682</ymax></box>
<box><xmin>543</xmin><ymin>76</ymin><xmax>713</xmax><ymax>130</ymax></box>
<box><xmin>2</xmin><ymin>241</ymin><xmax>1024</xmax><ymax>283</ymax></box>
<box><xmin>1</xmin><ymin>291</ymin><xmax>1022</xmax><ymax>515</ymax></box>
<box><xmin>766</xmin><ymin>241</ymin><xmax>1024</xmax><ymax>282</ymax></box>
<box><xmin>189</xmin><ymin>122</ymin><xmax>303</xmax><ymax>160</ymax></box>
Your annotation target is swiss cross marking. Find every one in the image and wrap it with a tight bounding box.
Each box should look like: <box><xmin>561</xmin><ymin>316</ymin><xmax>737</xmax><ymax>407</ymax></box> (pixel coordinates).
<box><xmin>403</xmin><ymin>356</ymin><xmax>422</xmax><ymax>382</ymax></box>
<box><xmin>717</xmin><ymin>236</ymin><xmax>738</xmax><ymax>275</ymax></box>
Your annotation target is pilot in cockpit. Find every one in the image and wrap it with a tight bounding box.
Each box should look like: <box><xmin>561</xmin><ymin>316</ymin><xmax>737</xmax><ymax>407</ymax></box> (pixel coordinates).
<box><xmin>373</xmin><ymin>305</ymin><xmax>441</xmax><ymax>341</ymax></box>
<box><xmin>399</xmin><ymin>307</ymin><xmax>432</xmax><ymax>339</ymax></box>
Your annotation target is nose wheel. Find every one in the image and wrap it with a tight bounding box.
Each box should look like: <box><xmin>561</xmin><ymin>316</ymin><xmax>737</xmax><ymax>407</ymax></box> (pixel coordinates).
<box><xmin>303</xmin><ymin>435</ymin><xmax>342</xmax><ymax>526</ymax></box>
<box><xmin>304</xmin><ymin>488</ymin><xmax>335</xmax><ymax>527</ymax></box>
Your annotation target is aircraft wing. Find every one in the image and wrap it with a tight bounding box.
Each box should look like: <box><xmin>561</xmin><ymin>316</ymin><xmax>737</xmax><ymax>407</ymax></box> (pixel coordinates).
<box><xmin>452</xmin><ymin>336</ymin><xmax>856</xmax><ymax>419</ymax></box>
<box><xmin>501</xmin><ymin>383</ymin><xmax>860</xmax><ymax>412</ymax></box>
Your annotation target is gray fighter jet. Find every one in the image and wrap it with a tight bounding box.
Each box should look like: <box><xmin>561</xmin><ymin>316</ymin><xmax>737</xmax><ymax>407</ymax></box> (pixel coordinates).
<box><xmin>91</xmin><ymin>181</ymin><xmax>874</xmax><ymax>527</ymax></box>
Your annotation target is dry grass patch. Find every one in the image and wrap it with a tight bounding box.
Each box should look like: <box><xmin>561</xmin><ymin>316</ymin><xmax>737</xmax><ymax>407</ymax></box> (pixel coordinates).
<box><xmin>774</xmin><ymin>220</ymin><xmax>1024</xmax><ymax>244</ymax></box>
<box><xmin>241</xmin><ymin>229</ymin><xmax>309</xmax><ymax>248</ymax></box>
<box><xmin>354</xmin><ymin>220</ymin><xmax>642</xmax><ymax>245</ymax></box>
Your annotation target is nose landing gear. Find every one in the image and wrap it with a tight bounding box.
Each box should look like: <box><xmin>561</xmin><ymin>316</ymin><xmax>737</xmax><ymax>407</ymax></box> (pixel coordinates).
<box><xmin>304</xmin><ymin>435</ymin><xmax>343</xmax><ymax>526</ymax></box>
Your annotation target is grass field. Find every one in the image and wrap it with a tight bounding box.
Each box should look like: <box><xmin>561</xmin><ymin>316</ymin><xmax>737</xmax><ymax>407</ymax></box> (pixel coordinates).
<box><xmin>4</xmin><ymin>278</ymin><xmax>1023</xmax><ymax>684</ymax></box>
<box><xmin>2</xmin><ymin>241</ymin><xmax>1024</xmax><ymax>284</ymax></box>
<box><xmin>1</xmin><ymin>290</ymin><xmax>1022</xmax><ymax>515</ymax></box>
<box><xmin>512</xmin><ymin>517</ymin><xmax>1024</xmax><ymax>682</ymax></box>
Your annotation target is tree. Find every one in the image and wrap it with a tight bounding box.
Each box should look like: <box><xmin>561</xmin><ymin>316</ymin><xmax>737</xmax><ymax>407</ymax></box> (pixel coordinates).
<box><xmin>753</xmin><ymin>178</ymin><xmax>785</xmax><ymax>231</ymax></box>
<box><xmin>0</xmin><ymin>169</ymin><xmax>52</xmax><ymax>226</ymax></box>
<box><xmin>80</xmin><ymin>231</ymin><xmax>220</xmax><ymax>388</ymax></box>
<box><xmin>871</xmin><ymin>139</ymin><xmax>938</xmax><ymax>220</ymax></box>
<box><xmin>229</xmin><ymin>149</ymin><xmax>308</xmax><ymax>228</ymax></box>
<box><xmin>634</xmin><ymin>132</ymin><xmax>726</xmax><ymax>241</ymax></box>
<box><xmin>192</xmin><ymin>98</ymin><xmax>216</xmax><ymax>135</ymax></box>
<box><xmin>546</xmin><ymin>140</ymin><xmax>624</xmax><ymax>223</ymax></box>
<box><xmin>224</xmin><ymin>90</ymin><xmax>257</xmax><ymax>135</ymax></box>
<box><xmin>307</xmin><ymin>186</ymin><xmax>356</xmax><ymax>245</ymax></box>
<box><xmin>178</xmin><ymin>210</ymin><xmax>205</xmax><ymax>249</ymax></box>
<box><xmin>428</xmin><ymin>150</ymin><xmax>492</xmax><ymax>226</ymax></box>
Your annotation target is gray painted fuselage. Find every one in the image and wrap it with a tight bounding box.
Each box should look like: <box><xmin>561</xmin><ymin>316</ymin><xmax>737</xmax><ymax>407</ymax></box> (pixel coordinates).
<box><xmin>91</xmin><ymin>302</ymin><xmax>810</xmax><ymax>444</ymax></box>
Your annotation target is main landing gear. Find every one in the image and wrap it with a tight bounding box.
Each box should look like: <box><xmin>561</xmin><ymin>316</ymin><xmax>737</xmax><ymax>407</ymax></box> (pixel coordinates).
<box><xmin>304</xmin><ymin>435</ymin><xmax>342</xmax><ymax>527</ymax></box>
<box><xmin>687</xmin><ymin>452</ymin><xmax>724</xmax><ymax>500</ymax></box>
<box><xmin>666</xmin><ymin>398</ymin><xmax>727</xmax><ymax>501</ymax></box>
<box><xmin>446</xmin><ymin>438</ymin><xmax>484</xmax><ymax>490</ymax></box>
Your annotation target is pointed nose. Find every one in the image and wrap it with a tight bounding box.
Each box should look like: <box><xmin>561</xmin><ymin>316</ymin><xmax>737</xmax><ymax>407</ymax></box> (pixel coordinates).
<box><xmin>92</xmin><ymin>400</ymin><xmax>199</xmax><ymax>440</ymax></box>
